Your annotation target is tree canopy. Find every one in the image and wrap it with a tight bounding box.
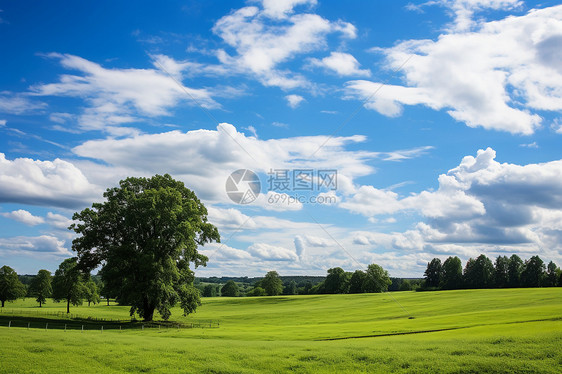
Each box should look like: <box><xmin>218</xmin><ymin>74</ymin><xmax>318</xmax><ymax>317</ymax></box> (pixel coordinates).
<box><xmin>441</xmin><ymin>256</ymin><xmax>463</xmax><ymax>290</ymax></box>
<box><xmin>29</xmin><ymin>269</ymin><xmax>52</xmax><ymax>307</ymax></box>
<box><xmin>221</xmin><ymin>280</ymin><xmax>239</xmax><ymax>297</ymax></box>
<box><xmin>0</xmin><ymin>265</ymin><xmax>26</xmax><ymax>308</ymax></box>
<box><xmin>52</xmin><ymin>258</ymin><xmax>86</xmax><ymax>313</ymax></box>
<box><xmin>262</xmin><ymin>271</ymin><xmax>283</xmax><ymax>296</ymax></box>
<box><xmin>424</xmin><ymin>258</ymin><xmax>442</xmax><ymax>288</ymax></box>
<box><xmin>70</xmin><ymin>174</ymin><xmax>220</xmax><ymax>321</ymax></box>
<box><xmin>362</xmin><ymin>264</ymin><xmax>392</xmax><ymax>293</ymax></box>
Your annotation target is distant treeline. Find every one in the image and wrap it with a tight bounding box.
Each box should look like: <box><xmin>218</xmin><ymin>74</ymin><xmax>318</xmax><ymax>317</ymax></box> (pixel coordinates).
<box><xmin>196</xmin><ymin>265</ymin><xmax>424</xmax><ymax>297</ymax></box>
<box><xmin>421</xmin><ymin>254</ymin><xmax>561</xmax><ymax>291</ymax></box>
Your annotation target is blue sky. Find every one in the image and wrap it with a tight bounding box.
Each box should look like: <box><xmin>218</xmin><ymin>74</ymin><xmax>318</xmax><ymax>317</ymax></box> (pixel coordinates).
<box><xmin>1</xmin><ymin>0</ymin><xmax>561</xmax><ymax>277</ymax></box>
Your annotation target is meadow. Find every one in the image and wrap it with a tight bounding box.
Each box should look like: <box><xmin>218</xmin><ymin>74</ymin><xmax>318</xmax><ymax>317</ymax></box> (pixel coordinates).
<box><xmin>0</xmin><ymin>288</ymin><xmax>561</xmax><ymax>373</ymax></box>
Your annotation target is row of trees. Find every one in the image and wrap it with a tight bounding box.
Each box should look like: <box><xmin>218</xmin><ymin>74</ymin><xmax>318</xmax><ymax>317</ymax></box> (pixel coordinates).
<box><xmin>423</xmin><ymin>254</ymin><xmax>561</xmax><ymax>290</ymax></box>
<box><xmin>0</xmin><ymin>260</ymin><xmax>101</xmax><ymax>312</ymax></box>
<box><xmin>202</xmin><ymin>265</ymin><xmax>394</xmax><ymax>298</ymax></box>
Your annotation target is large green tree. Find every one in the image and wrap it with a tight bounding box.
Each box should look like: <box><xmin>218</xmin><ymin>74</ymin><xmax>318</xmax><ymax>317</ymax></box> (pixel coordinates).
<box><xmin>424</xmin><ymin>258</ymin><xmax>443</xmax><ymax>288</ymax></box>
<box><xmin>52</xmin><ymin>258</ymin><xmax>86</xmax><ymax>313</ymax></box>
<box><xmin>323</xmin><ymin>267</ymin><xmax>351</xmax><ymax>294</ymax></box>
<box><xmin>70</xmin><ymin>174</ymin><xmax>220</xmax><ymax>321</ymax></box>
<box><xmin>441</xmin><ymin>256</ymin><xmax>463</xmax><ymax>290</ymax></box>
<box><xmin>494</xmin><ymin>256</ymin><xmax>509</xmax><ymax>288</ymax></box>
<box><xmin>84</xmin><ymin>278</ymin><xmax>101</xmax><ymax>306</ymax></box>
<box><xmin>349</xmin><ymin>270</ymin><xmax>366</xmax><ymax>293</ymax></box>
<box><xmin>0</xmin><ymin>265</ymin><xmax>26</xmax><ymax>308</ymax></box>
<box><xmin>362</xmin><ymin>264</ymin><xmax>391</xmax><ymax>293</ymax></box>
<box><xmin>464</xmin><ymin>254</ymin><xmax>494</xmax><ymax>289</ymax></box>
<box><xmin>221</xmin><ymin>280</ymin><xmax>239</xmax><ymax>297</ymax></box>
<box><xmin>521</xmin><ymin>256</ymin><xmax>545</xmax><ymax>287</ymax></box>
<box><xmin>262</xmin><ymin>271</ymin><xmax>283</xmax><ymax>296</ymax></box>
<box><xmin>507</xmin><ymin>254</ymin><xmax>523</xmax><ymax>288</ymax></box>
<box><xmin>545</xmin><ymin>261</ymin><xmax>559</xmax><ymax>287</ymax></box>
<box><xmin>29</xmin><ymin>269</ymin><xmax>52</xmax><ymax>307</ymax></box>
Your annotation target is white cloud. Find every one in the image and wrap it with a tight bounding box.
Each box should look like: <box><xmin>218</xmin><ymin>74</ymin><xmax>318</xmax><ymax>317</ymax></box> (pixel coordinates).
<box><xmin>247</xmin><ymin>242</ymin><xmax>298</xmax><ymax>261</ymax></box>
<box><xmin>285</xmin><ymin>94</ymin><xmax>305</xmax><ymax>108</ymax></box>
<box><xmin>46</xmin><ymin>212</ymin><xmax>73</xmax><ymax>230</ymax></box>
<box><xmin>1</xmin><ymin>209</ymin><xmax>45</xmax><ymax>226</ymax></box>
<box><xmin>29</xmin><ymin>53</ymin><xmax>220</xmax><ymax>133</ymax></box>
<box><xmin>0</xmin><ymin>119</ymin><xmax>5</xmax><ymax>127</ymax></box>
<box><xmin>342</xmin><ymin>148</ymin><xmax>562</xmax><ymax>267</ymax></box>
<box><xmin>0</xmin><ymin>153</ymin><xmax>100</xmax><ymax>208</ymax></box>
<box><xmin>260</xmin><ymin>0</ymin><xmax>318</xmax><ymax>19</ymax></box>
<box><xmin>519</xmin><ymin>141</ymin><xmax>538</xmax><ymax>148</ymax></box>
<box><xmin>0</xmin><ymin>235</ymin><xmax>71</xmax><ymax>256</ymax></box>
<box><xmin>71</xmin><ymin>123</ymin><xmax>381</xmax><ymax>205</ymax></box>
<box><xmin>309</xmin><ymin>52</ymin><xmax>371</xmax><ymax>77</ymax></box>
<box><xmin>0</xmin><ymin>92</ymin><xmax>46</xmax><ymax>115</ymax></box>
<box><xmin>211</xmin><ymin>3</ymin><xmax>356</xmax><ymax>88</ymax></box>
<box><xmin>347</xmin><ymin>5</ymin><xmax>562</xmax><ymax>134</ymax></box>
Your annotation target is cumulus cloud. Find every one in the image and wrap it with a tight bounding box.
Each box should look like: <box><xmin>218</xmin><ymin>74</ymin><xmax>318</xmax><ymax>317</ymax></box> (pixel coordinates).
<box><xmin>343</xmin><ymin>148</ymin><xmax>562</xmax><ymax>266</ymax></box>
<box><xmin>0</xmin><ymin>153</ymin><xmax>100</xmax><ymax>208</ymax></box>
<box><xmin>29</xmin><ymin>53</ymin><xmax>219</xmax><ymax>134</ymax></box>
<box><xmin>0</xmin><ymin>119</ymin><xmax>6</xmax><ymax>127</ymax></box>
<box><xmin>0</xmin><ymin>235</ymin><xmax>71</xmax><ymax>256</ymax></box>
<box><xmin>285</xmin><ymin>94</ymin><xmax>305</xmax><ymax>108</ymax></box>
<box><xmin>209</xmin><ymin>1</ymin><xmax>356</xmax><ymax>88</ymax></box>
<box><xmin>309</xmin><ymin>52</ymin><xmax>371</xmax><ymax>77</ymax></box>
<box><xmin>346</xmin><ymin>5</ymin><xmax>562</xmax><ymax>134</ymax></box>
<box><xmin>247</xmin><ymin>242</ymin><xmax>299</xmax><ymax>261</ymax></box>
<box><xmin>1</xmin><ymin>209</ymin><xmax>45</xmax><ymax>226</ymax></box>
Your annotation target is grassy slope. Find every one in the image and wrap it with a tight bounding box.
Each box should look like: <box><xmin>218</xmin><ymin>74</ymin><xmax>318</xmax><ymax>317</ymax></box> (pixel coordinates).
<box><xmin>1</xmin><ymin>288</ymin><xmax>561</xmax><ymax>373</ymax></box>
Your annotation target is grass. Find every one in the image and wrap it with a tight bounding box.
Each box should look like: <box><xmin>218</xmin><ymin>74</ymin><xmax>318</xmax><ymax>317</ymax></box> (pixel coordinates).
<box><xmin>1</xmin><ymin>288</ymin><xmax>561</xmax><ymax>373</ymax></box>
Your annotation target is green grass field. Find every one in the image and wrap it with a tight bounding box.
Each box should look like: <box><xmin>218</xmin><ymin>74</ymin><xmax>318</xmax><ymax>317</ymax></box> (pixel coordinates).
<box><xmin>1</xmin><ymin>288</ymin><xmax>561</xmax><ymax>373</ymax></box>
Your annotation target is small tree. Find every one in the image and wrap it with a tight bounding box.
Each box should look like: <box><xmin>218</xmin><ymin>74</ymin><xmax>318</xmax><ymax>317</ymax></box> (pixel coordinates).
<box><xmin>494</xmin><ymin>256</ymin><xmax>509</xmax><ymax>288</ymax></box>
<box><xmin>202</xmin><ymin>284</ymin><xmax>218</xmax><ymax>297</ymax></box>
<box><xmin>545</xmin><ymin>261</ymin><xmax>559</xmax><ymax>287</ymax></box>
<box><xmin>521</xmin><ymin>256</ymin><xmax>545</xmax><ymax>287</ymax></box>
<box><xmin>323</xmin><ymin>267</ymin><xmax>351</xmax><ymax>294</ymax></box>
<box><xmin>424</xmin><ymin>258</ymin><xmax>442</xmax><ymax>288</ymax></box>
<box><xmin>507</xmin><ymin>254</ymin><xmax>523</xmax><ymax>288</ymax></box>
<box><xmin>464</xmin><ymin>254</ymin><xmax>494</xmax><ymax>289</ymax></box>
<box><xmin>29</xmin><ymin>269</ymin><xmax>52</xmax><ymax>307</ymax></box>
<box><xmin>349</xmin><ymin>270</ymin><xmax>366</xmax><ymax>293</ymax></box>
<box><xmin>441</xmin><ymin>256</ymin><xmax>463</xmax><ymax>290</ymax></box>
<box><xmin>0</xmin><ymin>265</ymin><xmax>26</xmax><ymax>307</ymax></box>
<box><xmin>362</xmin><ymin>264</ymin><xmax>391</xmax><ymax>293</ymax></box>
<box><xmin>52</xmin><ymin>258</ymin><xmax>86</xmax><ymax>313</ymax></box>
<box><xmin>221</xmin><ymin>280</ymin><xmax>239</xmax><ymax>297</ymax></box>
<box><xmin>262</xmin><ymin>271</ymin><xmax>283</xmax><ymax>296</ymax></box>
<box><xmin>84</xmin><ymin>278</ymin><xmax>101</xmax><ymax>306</ymax></box>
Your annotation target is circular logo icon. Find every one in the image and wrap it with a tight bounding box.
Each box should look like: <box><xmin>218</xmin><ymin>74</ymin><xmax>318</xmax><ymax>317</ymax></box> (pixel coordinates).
<box><xmin>225</xmin><ymin>169</ymin><xmax>261</xmax><ymax>204</ymax></box>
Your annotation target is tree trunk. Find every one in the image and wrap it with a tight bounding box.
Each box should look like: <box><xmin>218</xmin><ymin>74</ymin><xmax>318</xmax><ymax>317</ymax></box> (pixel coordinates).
<box><xmin>88</xmin><ymin>301</ymin><xmax>91</xmax><ymax>307</ymax></box>
<box><xmin>39</xmin><ymin>300</ymin><xmax>42</xmax><ymax>307</ymax></box>
<box><xmin>107</xmin><ymin>298</ymin><xmax>109</xmax><ymax>306</ymax></box>
<box><xmin>67</xmin><ymin>298</ymin><xmax>70</xmax><ymax>314</ymax></box>
<box><xmin>1</xmin><ymin>300</ymin><xmax>4</xmax><ymax>308</ymax></box>
<box><xmin>143</xmin><ymin>296</ymin><xmax>155</xmax><ymax>321</ymax></box>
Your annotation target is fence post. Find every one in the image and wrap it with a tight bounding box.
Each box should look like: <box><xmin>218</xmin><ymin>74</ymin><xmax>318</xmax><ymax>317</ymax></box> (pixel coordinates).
<box><xmin>64</xmin><ymin>324</ymin><xmax>67</xmax><ymax>332</ymax></box>
<box><xmin>46</xmin><ymin>323</ymin><xmax>48</xmax><ymax>330</ymax></box>
<box><xmin>27</xmin><ymin>322</ymin><xmax>30</xmax><ymax>329</ymax></box>
<box><xmin>81</xmin><ymin>325</ymin><xmax>84</xmax><ymax>333</ymax></box>
<box><xmin>8</xmin><ymin>321</ymin><xmax>11</xmax><ymax>328</ymax></box>
<box><xmin>101</xmin><ymin>326</ymin><xmax>103</xmax><ymax>333</ymax></box>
